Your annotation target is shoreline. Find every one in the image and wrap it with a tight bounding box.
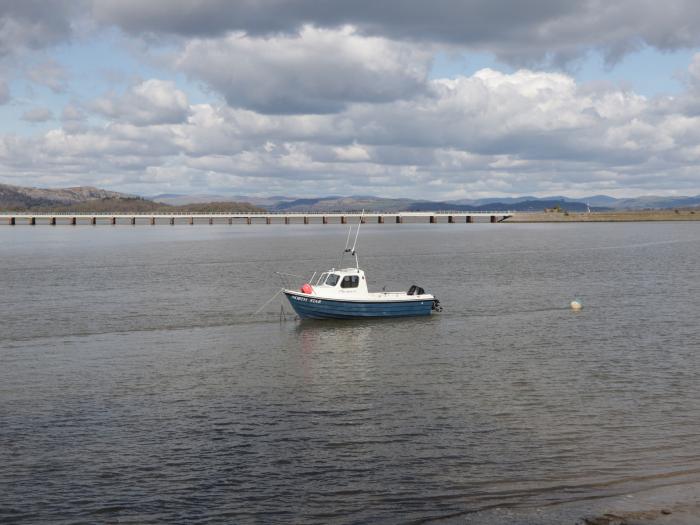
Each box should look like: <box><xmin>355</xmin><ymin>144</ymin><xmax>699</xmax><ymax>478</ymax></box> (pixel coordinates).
<box><xmin>452</xmin><ymin>481</ymin><xmax>700</xmax><ymax>525</ymax></box>
<box><xmin>504</xmin><ymin>210</ymin><xmax>700</xmax><ymax>222</ymax></box>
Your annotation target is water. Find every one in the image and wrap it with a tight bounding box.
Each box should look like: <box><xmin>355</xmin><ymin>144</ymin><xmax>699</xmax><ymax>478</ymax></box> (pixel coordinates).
<box><xmin>1</xmin><ymin>223</ymin><xmax>699</xmax><ymax>524</ymax></box>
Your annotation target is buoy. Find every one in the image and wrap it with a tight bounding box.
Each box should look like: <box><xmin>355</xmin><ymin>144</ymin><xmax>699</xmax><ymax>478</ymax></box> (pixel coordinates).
<box><xmin>300</xmin><ymin>283</ymin><xmax>313</xmax><ymax>294</ymax></box>
<box><xmin>570</xmin><ymin>299</ymin><xmax>583</xmax><ymax>311</ymax></box>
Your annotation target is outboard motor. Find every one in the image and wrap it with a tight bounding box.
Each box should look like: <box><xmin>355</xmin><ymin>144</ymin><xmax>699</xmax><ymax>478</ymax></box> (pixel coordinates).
<box><xmin>432</xmin><ymin>298</ymin><xmax>443</xmax><ymax>312</ymax></box>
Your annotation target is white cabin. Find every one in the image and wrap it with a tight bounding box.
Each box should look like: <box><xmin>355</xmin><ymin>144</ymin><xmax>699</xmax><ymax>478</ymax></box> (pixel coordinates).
<box><xmin>300</xmin><ymin>266</ymin><xmax>434</xmax><ymax>303</ymax></box>
<box><xmin>310</xmin><ymin>267</ymin><xmax>369</xmax><ymax>298</ymax></box>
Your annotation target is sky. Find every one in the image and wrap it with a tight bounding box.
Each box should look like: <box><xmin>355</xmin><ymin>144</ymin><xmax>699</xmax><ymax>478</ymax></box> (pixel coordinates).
<box><xmin>2</xmin><ymin>1</ymin><xmax>700</xmax><ymax>199</ymax></box>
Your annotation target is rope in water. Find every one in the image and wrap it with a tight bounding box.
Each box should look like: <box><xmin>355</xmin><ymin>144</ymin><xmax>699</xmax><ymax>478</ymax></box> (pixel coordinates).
<box><xmin>252</xmin><ymin>288</ymin><xmax>284</xmax><ymax>316</ymax></box>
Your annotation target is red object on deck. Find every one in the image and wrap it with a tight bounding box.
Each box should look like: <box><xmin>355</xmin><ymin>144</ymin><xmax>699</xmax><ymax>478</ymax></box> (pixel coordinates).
<box><xmin>300</xmin><ymin>283</ymin><xmax>313</xmax><ymax>294</ymax></box>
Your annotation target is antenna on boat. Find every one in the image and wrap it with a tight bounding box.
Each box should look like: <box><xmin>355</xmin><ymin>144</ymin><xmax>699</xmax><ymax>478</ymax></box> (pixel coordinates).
<box><xmin>338</xmin><ymin>210</ymin><xmax>364</xmax><ymax>268</ymax></box>
<box><xmin>343</xmin><ymin>218</ymin><xmax>353</xmax><ymax>252</ymax></box>
<box><xmin>350</xmin><ymin>209</ymin><xmax>364</xmax><ymax>268</ymax></box>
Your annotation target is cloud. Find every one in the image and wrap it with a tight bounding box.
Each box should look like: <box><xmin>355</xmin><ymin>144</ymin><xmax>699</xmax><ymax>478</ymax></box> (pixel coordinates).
<box><xmin>3</xmin><ymin>62</ymin><xmax>700</xmax><ymax>198</ymax></box>
<box><xmin>61</xmin><ymin>104</ymin><xmax>85</xmax><ymax>121</ymax></box>
<box><xmin>26</xmin><ymin>59</ymin><xmax>68</xmax><ymax>92</ymax></box>
<box><xmin>175</xmin><ymin>26</ymin><xmax>431</xmax><ymax>114</ymax></box>
<box><xmin>4</xmin><ymin>2</ymin><xmax>700</xmax><ymax>197</ymax></box>
<box><xmin>0</xmin><ymin>1</ymin><xmax>83</xmax><ymax>56</ymax></box>
<box><xmin>21</xmin><ymin>107</ymin><xmax>53</xmax><ymax>122</ymax></box>
<box><xmin>333</xmin><ymin>144</ymin><xmax>372</xmax><ymax>162</ymax></box>
<box><xmin>92</xmin><ymin>79</ymin><xmax>190</xmax><ymax>125</ymax></box>
<box><xmin>0</xmin><ymin>79</ymin><xmax>9</xmax><ymax>104</ymax></box>
<box><xmin>93</xmin><ymin>0</ymin><xmax>700</xmax><ymax>66</ymax></box>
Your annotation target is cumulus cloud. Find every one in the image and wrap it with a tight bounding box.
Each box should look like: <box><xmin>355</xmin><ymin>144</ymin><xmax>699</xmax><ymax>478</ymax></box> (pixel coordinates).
<box><xmin>333</xmin><ymin>144</ymin><xmax>372</xmax><ymax>162</ymax></box>
<box><xmin>0</xmin><ymin>1</ymin><xmax>83</xmax><ymax>56</ymax></box>
<box><xmin>3</xmin><ymin>61</ymin><xmax>700</xmax><ymax>197</ymax></box>
<box><xmin>21</xmin><ymin>107</ymin><xmax>53</xmax><ymax>122</ymax></box>
<box><xmin>5</xmin><ymin>0</ymin><xmax>700</xmax><ymax>198</ymax></box>
<box><xmin>93</xmin><ymin>0</ymin><xmax>700</xmax><ymax>66</ymax></box>
<box><xmin>92</xmin><ymin>79</ymin><xmax>190</xmax><ymax>126</ymax></box>
<box><xmin>176</xmin><ymin>26</ymin><xmax>431</xmax><ymax>114</ymax></box>
<box><xmin>60</xmin><ymin>104</ymin><xmax>88</xmax><ymax>133</ymax></box>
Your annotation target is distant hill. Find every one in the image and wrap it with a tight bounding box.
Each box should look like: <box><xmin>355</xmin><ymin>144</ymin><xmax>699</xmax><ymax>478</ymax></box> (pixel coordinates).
<box><xmin>0</xmin><ymin>183</ymin><xmax>264</xmax><ymax>212</ymax></box>
<box><xmin>4</xmin><ymin>183</ymin><xmax>700</xmax><ymax>213</ymax></box>
<box><xmin>407</xmin><ymin>200</ymin><xmax>603</xmax><ymax>212</ymax></box>
<box><xmin>0</xmin><ymin>183</ymin><xmax>136</xmax><ymax>210</ymax></box>
<box><xmin>151</xmin><ymin>193</ymin><xmax>293</xmax><ymax>207</ymax></box>
<box><xmin>236</xmin><ymin>194</ymin><xmax>700</xmax><ymax>212</ymax></box>
<box><xmin>604</xmin><ymin>195</ymin><xmax>700</xmax><ymax>209</ymax></box>
<box><xmin>271</xmin><ymin>196</ymin><xmax>414</xmax><ymax>212</ymax></box>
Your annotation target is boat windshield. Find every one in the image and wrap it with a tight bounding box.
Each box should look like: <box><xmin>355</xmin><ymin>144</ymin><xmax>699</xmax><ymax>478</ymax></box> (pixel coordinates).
<box><xmin>316</xmin><ymin>272</ymin><xmax>328</xmax><ymax>285</ymax></box>
<box><xmin>325</xmin><ymin>274</ymin><xmax>340</xmax><ymax>286</ymax></box>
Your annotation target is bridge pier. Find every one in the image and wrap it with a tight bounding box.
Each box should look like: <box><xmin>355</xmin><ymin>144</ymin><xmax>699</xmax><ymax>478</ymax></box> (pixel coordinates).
<box><xmin>304</xmin><ymin>217</ymin><xmax>309</xmax><ymax>224</ymax></box>
<box><xmin>322</xmin><ymin>216</ymin><xmax>328</xmax><ymax>224</ymax></box>
<box><xmin>466</xmin><ymin>216</ymin><xmax>472</xmax><ymax>223</ymax></box>
<box><xmin>189</xmin><ymin>217</ymin><xmax>194</xmax><ymax>225</ymax></box>
<box><xmin>71</xmin><ymin>217</ymin><xmax>77</xmax><ymax>226</ymax></box>
<box><xmin>285</xmin><ymin>217</ymin><xmax>290</xmax><ymax>225</ymax></box>
<box><xmin>361</xmin><ymin>217</ymin><xmax>366</xmax><ymax>224</ymax></box>
<box><xmin>130</xmin><ymin>217</ymin><xmax>136</xmax><ymax>225</ymax></box>
<box><xmin>430</xmin><ymin>216</ymin><xmax>436</xmax><ymax>224</ymax></box>
<box><xmin>170</xmin><ymin>217</ymin><xmax>175</xmax><ymax>225</ymax></box>
<box><xmin>448</xmin><ymin>215</ymin><xmax>454</xmax><ymax>223</ymax></box>
<box><xmin>9</xmin><ymin>217</ymin><xmax>15</xmax><ymax>225</ymax></box>
<box><xmin>51</xmin><ymin>217</ymin><xmax>56</xmax><ymax>226</ymax></box>
<box><xmin>341</xmin><ymin>216</ymin><xmax>346</xmax><ymax>224</ymax></box>
<box><xmin>378</xmin><ymin>216</ymin><xmax>384</xmax><ymax>224</ymax></box>
<box><xmin>396</xmin><ymin>216</ymin><xmax>402</xmax><ymax>223</ymax></box>
<box><xmin>490</xmin><ymin>215</ymin><xmax>496</xmax><ymax>223</ymax></box>
<box><xmin>30</xmin><ymin>217</ymin><xmax>36</xmax><ymax>226</ymax></box>
<box><xmin>92</xmin><ymin>217</ymin><xmax>97</xmax><ymax>226</ymax></box>
<box><xmin>111</xmin><ymin>217</ymin><xmax>116</xmax><ymax>225</ymax></box>
<box><xmin>209</xmin><ymin>218</ymin><xmax>214</xmax><ymax>225</ymax></box>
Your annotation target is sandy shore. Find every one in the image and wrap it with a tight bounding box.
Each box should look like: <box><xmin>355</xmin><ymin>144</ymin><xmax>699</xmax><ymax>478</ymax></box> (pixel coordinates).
<box><xmin>504</xmin><ymin>210</ymin><xmax>700</xmax><ymax>222</ymax></box>
<box><xmin>433</xmin><ymin>481</ymin><xmax>700</xmax><ymax>525</ymax></box>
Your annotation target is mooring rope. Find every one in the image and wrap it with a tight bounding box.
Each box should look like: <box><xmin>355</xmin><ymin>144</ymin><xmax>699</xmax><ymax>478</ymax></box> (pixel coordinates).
<box><xmin>252</xmin><ymin>288</ymin><xmax>284</xmax><ymax>316</ymax></box>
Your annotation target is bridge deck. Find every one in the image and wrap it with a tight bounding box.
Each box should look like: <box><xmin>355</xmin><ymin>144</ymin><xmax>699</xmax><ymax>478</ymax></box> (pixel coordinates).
<box><xmin>0</xmin><ymin>211</ymin><xmax>515</xmax><ymax>225</ymax></box>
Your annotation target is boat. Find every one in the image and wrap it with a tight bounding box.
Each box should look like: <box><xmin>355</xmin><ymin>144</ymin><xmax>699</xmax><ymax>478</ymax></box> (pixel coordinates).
<box><xmin>282</xmin><ymin>213</ymin><xmax>442</xmax><ymax>319</ymax></box>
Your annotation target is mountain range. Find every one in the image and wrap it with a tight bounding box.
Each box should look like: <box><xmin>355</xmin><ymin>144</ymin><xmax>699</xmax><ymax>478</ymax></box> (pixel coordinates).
<box><xmin>154</xmin><ymin>193</ymin><xmax>700</xmax><ymax>211</ymax></box>
<box><xmin>2</xmin><ymin>183</ymin><xmax>700</xmax><ymax>212</ymax></box>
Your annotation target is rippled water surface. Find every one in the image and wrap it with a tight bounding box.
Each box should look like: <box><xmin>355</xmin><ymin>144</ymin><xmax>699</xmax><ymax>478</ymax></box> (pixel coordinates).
<box><xmin>1</xmin><ymin>223</ymin><xmax>699</xmax><ymax>524</ymax></box>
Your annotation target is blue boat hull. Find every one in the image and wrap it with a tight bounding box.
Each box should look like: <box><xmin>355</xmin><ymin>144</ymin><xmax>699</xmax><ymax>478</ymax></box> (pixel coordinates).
<box><xmin>284</xmin><ymin>291</ymin><xmax>433</xmax><ymax>319</ymax></box>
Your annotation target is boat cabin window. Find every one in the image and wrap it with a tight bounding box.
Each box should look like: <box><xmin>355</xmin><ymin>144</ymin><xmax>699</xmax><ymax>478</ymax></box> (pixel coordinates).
<box><xmin>340</xmin><ymin>275</ymin><xmax>359</xmax><ymax>288</ymax></box>
<box><xmin>316</xmin><ymin>273</ymin><xmax>328</xmax><ymax>285</ymax></box>
<box><xmin>325</xmin><ymin>274</ymin><xmax>340</xmax><ymax>286</ymax></box>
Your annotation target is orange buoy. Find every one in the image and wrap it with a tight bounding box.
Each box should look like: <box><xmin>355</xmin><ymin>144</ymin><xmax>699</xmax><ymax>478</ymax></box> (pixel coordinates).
<box><xmin>300</xmin><ymin>283</ymin><xmax>313</xmax><ymax>294</ymax></box>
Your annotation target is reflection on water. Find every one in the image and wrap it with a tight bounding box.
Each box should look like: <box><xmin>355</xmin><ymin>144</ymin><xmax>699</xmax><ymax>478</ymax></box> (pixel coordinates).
<box><xmin>1</xmin><ymin>223</ymin><xmax>700</xmax><ymax>524</ymax></box>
